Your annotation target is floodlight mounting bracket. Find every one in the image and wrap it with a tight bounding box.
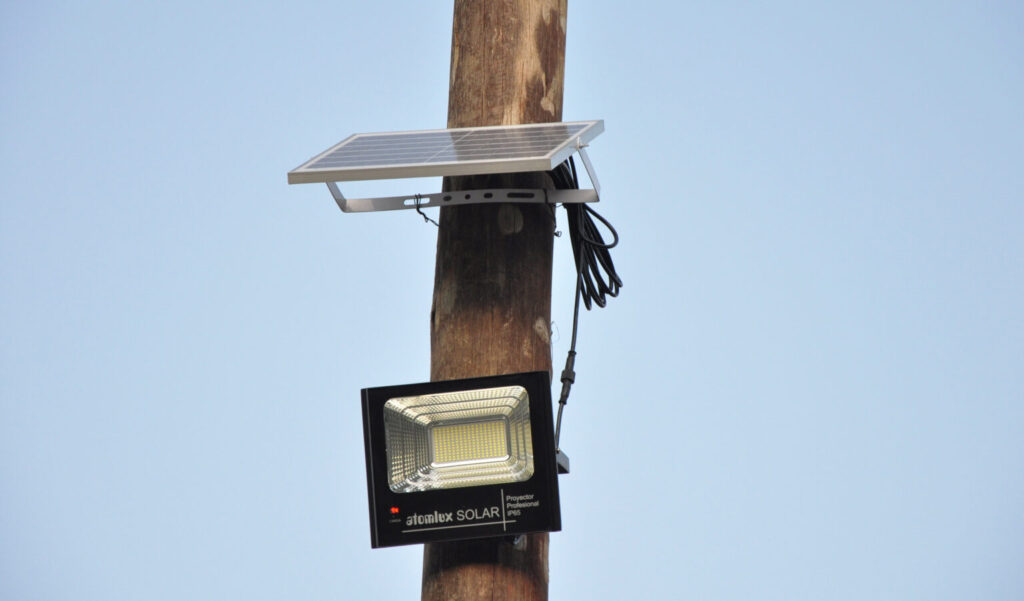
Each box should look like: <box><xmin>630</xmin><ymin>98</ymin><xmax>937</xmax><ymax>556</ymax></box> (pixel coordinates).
<box><xmin>556</xmin><ymin>449</ymin><xmax>570</xmax><ymax>475</ymax></box>
<box><xmin>325</xmin><ymin>144</ymin><xmax>601</xmax><ymax>214</ymax></box>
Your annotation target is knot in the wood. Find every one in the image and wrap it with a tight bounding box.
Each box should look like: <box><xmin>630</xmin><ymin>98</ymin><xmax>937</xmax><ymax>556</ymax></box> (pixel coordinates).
<box><xmin>497</xmin><ymin>204</ymin><xmax>525</xmax><ymax>235</ymax></box>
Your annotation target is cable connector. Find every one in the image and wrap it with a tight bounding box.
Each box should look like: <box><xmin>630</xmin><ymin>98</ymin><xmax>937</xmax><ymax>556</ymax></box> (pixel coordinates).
<box><xmin>558</xmin><ymin>350</ymin><xmax>576</xmax><ymax>405</ymax></box>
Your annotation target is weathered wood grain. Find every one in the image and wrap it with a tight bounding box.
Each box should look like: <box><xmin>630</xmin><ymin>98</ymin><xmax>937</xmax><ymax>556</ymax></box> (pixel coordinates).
<box><xmin>423</xmin><ymin>2</ymin><xmax>567</xmax><ymax>600</ymax></box>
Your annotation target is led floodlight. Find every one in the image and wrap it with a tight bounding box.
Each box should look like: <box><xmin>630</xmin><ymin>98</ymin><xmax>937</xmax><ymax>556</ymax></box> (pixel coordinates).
<box><xmin>362</xmin><ymin>371</ymin><xmax>561</xmax><ymax>548</ymax></box>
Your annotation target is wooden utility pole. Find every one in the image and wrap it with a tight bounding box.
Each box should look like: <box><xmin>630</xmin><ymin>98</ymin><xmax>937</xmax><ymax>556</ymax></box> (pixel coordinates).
<box><xmin>424</xmin><ymin>1</ymin><xmax>567</xmax><ymax>600</ymax></box>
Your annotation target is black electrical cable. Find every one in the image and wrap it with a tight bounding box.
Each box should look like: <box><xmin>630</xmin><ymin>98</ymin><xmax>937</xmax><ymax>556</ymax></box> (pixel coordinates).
<box><xmin>548</xmin><ymin>157</ymin><xmax>621</xmax><ymax>449</ymax></box>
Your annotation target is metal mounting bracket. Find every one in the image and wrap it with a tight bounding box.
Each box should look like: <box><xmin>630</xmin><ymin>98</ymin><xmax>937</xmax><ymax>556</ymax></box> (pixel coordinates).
<box><xmin>556</xmin><ymin>449</ymin><xmax>570</xmax><ymax>475</ymax></box>
<box><xmin>324</xmin><ymin>140</ymin><xmax>601</xmax><ymax>214</ymax></box>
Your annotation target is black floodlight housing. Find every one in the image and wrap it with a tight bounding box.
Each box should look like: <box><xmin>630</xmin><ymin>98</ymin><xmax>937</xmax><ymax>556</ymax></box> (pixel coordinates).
<box><xmin>361</xmin><ymin>371</ymin><xmax>561</xmax><ymax>548</ymax></box>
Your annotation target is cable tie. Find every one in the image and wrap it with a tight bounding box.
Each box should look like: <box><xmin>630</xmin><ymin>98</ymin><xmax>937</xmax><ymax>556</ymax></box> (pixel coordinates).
<box><xmin>414</xmin><ymin>193</ymin><xmax>439</xmax><ymax>227</ymax></box>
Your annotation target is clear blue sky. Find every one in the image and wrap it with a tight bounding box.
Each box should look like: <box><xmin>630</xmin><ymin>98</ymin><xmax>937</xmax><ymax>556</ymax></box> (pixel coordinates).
<box><xmin>2</xmin><ymin>2</ymin><xmax>1022</xmax><ymax>599</ymax></box>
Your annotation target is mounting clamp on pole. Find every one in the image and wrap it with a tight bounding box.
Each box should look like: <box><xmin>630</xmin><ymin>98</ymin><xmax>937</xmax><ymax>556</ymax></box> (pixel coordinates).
<box><xmin>326</xmin><ymin>183</ymin><xmax>599</xmax><ymax>214</ymax></box>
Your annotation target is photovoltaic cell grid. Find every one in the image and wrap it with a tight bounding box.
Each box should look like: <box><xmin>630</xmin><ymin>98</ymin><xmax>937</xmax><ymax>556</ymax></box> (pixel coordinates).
<box><xmin>287</xmin><ymin>120</ymin><xmax>603</xmax><ymax>184</ymax></box>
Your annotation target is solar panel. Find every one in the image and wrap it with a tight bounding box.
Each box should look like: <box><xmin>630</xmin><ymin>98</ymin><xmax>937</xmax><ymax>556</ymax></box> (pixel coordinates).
<box><xmin>288</xmin><ymin>120</ymin><xmax>603</xmax><ymax>185</ymax></box>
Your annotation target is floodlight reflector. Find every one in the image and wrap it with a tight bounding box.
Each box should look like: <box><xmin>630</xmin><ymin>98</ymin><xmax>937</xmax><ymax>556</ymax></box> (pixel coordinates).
<box><xmin>383</xmin><ymin>385</ymin><xmax>534</xmax><ymax>493</ymax></box>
